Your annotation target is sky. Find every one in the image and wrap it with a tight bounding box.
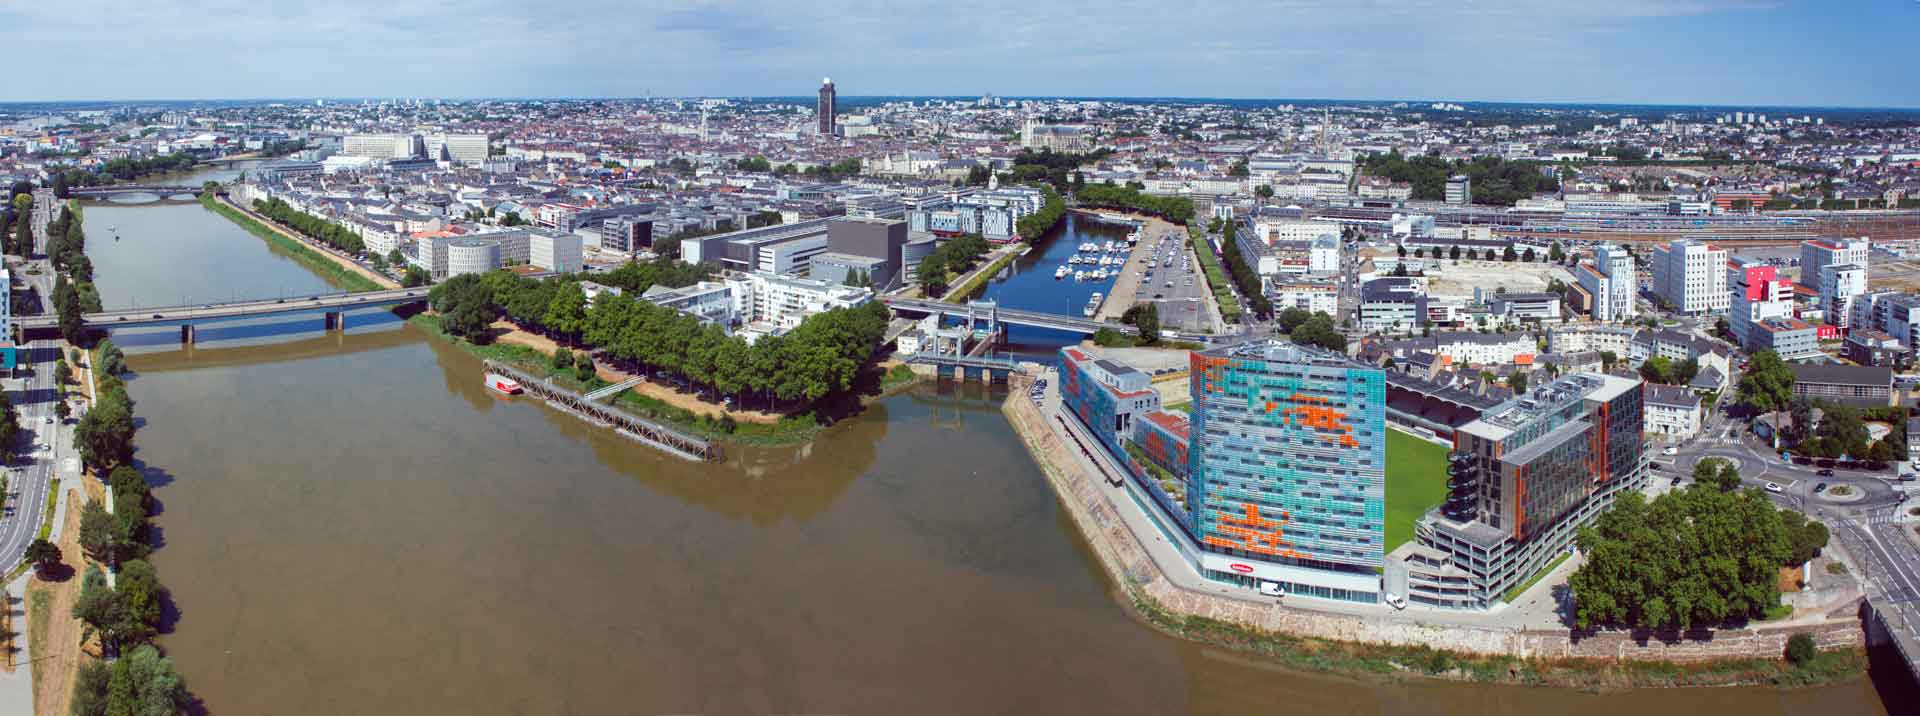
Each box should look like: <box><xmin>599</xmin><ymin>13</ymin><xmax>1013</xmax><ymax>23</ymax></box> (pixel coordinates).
<box><xmin>0</xmin><ymin>0</ymin><xmax>1914</xmax><ymax>107</ymax></box>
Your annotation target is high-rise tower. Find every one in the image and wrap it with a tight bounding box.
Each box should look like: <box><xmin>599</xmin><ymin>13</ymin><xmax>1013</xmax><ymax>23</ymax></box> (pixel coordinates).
<box><xmin>817</xmin><ymin>77</ymin><xmax>837</xmax><ymax>137</ymax></box>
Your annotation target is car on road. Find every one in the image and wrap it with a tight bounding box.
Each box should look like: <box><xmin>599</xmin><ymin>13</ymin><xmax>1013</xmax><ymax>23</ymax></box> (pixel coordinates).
<box><xmin>1764</xmin><ymin>482</ymin><xmax>1784</xmax><ymax>494</ymax></box>
<box><xmin>1384</xmin><ymin>593</ymin><xmax>1407</xmax><ymax>610</ymax></box>
<box><xmin>1662</xmin><ymin>446</ymin><xmax>1677</xmax><ymax>456</ymax></box>
<box><xmin>1817</xmin><ymin>468</ymin><xmax>1835</xmax><ymax>477</ymax></box>
<box><xmin>152</xmin><ymin>314</ymin><xmax>162</xmax><ymax>319</ymax></box>
<box><xmin>1670</xmin><ymin>475</ymin><xmax>1683</xmax><ymax>486</ymax></box>
<box><xmin>1814</xmin><ymin>482</ymin><xmax>1828</xmax><ymax>494</ymax></box>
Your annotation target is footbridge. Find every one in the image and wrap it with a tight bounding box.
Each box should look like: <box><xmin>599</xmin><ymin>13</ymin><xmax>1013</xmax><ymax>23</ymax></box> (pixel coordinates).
<box><xmin>16</xmin><ymin>288</ymin><xmax>427</xmax><ymax>343</ymax></box>
<box><xmin>904</xmin><ymin>351</ymin><xmax>1022</xmax><ymax>384</ymax></box>
<box><xmin>882</xmin><ymin>297</ymin><xmax>1137</xmax><ymax>336</ymax></box>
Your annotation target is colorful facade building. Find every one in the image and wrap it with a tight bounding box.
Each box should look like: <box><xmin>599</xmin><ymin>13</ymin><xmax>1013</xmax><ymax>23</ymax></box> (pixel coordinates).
<box><xmin>1187</xmin><ymin>340</ymin><xmax>1387</xmax><ymax>603</ymax></box>
<box><xmin>1058</xmin><ymin>347</ymin><xmax>1162</xmax><ymax>462</ymax></box>
<box><xmin>1389</xmin><ymin>372</ymin><xmax>1646</xmax><ymax>609</ymax></box>
<box><xmin>1132</xmin><ymin>410</ymin><xmax>1190</xmax><ymax>478</ymax></box>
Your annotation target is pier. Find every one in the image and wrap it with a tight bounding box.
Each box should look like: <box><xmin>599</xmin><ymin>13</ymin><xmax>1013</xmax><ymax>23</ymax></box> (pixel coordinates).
<box><xmin>484</xmin><ymin>360</ymin><xmax>721</xmax><ymax>462</ymax></box>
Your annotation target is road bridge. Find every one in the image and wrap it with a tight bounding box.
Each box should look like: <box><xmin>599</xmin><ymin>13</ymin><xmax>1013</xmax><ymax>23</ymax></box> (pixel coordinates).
<box><xmin>16</xmin><ymin>288</ymin><xmax>426</xmax><ymax>343</ymax></box>
<box><xmin>883</xmin><ymin>297</ymin><xmax>1137</xmax><ymax>336</ymax></box>
<box><xmin>67</xmin><ymin>185</ymin><xmax>206</xmax><ymax>199</ymax></box>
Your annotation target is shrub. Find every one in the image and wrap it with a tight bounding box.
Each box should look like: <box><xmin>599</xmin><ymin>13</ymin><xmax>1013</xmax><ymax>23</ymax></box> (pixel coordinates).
<box><xmin>1785</xmin><ymin>632</ymin><xmax>1816</xmax><ymax>665</ymax></box>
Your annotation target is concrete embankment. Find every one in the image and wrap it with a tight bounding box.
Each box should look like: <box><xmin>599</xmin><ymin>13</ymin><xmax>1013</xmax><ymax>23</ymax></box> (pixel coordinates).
<box><xmin>998</xmin><ymin>386</ymin><xmax>1865</xmax><ymax>685</ymax></box>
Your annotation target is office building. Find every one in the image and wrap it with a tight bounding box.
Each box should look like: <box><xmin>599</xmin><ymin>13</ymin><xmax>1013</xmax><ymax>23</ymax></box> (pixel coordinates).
<box><xmin>1445</xmin><ymin>175</ymin><xmax>1471</xmax><ymax>205</ymax></box>
<box><xmin>1789</xmin><ymin>364</ymin><xmax>1894</xmax><ymax>407</ymax></box>
<box><xmin>682</xmin><ymin>218</ymin><xmax>834</xmax><ymax>276</ymax></box>
<box><xmin>1390</xmin><ymin>373</ymin><xmax>1646</xmax><ymax>609</ymax></box>
<box><xmin>445</xmin><ymin>238</ymin><xmax>500</xmax><ymax>278</ymax></box>
<box><xmin>1187</xmin><ymin>340</ymin><xmax>1387</xmax><ymax>603</ymax></box>
<box><xmin>1727</xmin><ymin>261</ymin><xmax>1796</xmax><ymax>353</ymax></box>
<box><xmin>529</xmin><ymin>229</ymin><xmax>584</xmax><ymax>273</ymax></box>
<box><xmin>1844</xmin><ymin>329</ymin><xmax>1910</xmax><ymax>369</ymax></box>
<box><xmin>424</xmin><ymin>133</ymin><xmax>489</xmax><ymax>166</ymax></box>
<box><xmin>1650</xmin><ymin>239</ymin><xmax>1728</xmax><ymax>315</ymax></box>
<box><xmin>1799</xmin><ymin>238</ymin><xmax>1870</xmax><ymax>295</ymax></box>
<box><xmin>817</xmin><ymin>78</ymin><xmax>837</xmax><ymax>137</ymax></box>
<box><xmin>342</xmin><ymin>132</ymin><xmax>417</xmax><ymax>159</ymax></box>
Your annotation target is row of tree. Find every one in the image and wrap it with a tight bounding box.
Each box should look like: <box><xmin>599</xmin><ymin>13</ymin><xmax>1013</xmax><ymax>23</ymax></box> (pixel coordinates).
<box><xmin>430</xmin><ymin>271</ymin><xmax>894</xmax><ymax>414</ymax></box>
<box><xmin>1214</xmin><ymin>222</ymin><xmax>1274</xmax><ymax>318</ymax></box>
<box><xmin>251</xmin><ymin>197</ymin><xmax>367</xmax><ymax>255</ymax></box>
<box><xmin>1075</xmin><ymin>183</ymin><xmax>1196</xmax><ymax>224</ymax></box>
<box><xmin>5</xmin><ymin>194</ymin><xmax>29</xmax><ymax>257</ymax></box>
<box><xmin>64</xmin><ymin>347</ymin><xmax>194</xmax><ymax>712</ymax></box>
<box><xmin>915</xmin><ymin>234</ymin><xmax>993</xmax><ymax>296</ymax></box>
<box><xmin>1638</xmin><ymin>355</ymin><xmax>1701</xmax><ymax>387</ymax></box>
<box><xmin>1570</xmin><ymin>469</ymin><xmax>1826</xmax><ymax>631</ymax></box>
<box><xmin>48</xmin><ymin>204</ymin><xmax>105</xmax><ymax>344</ymax></box>
<box><xmin>1013</xmin><ymin>185</ymin><xmax>1066</xmax><ymax>241</ymax></box>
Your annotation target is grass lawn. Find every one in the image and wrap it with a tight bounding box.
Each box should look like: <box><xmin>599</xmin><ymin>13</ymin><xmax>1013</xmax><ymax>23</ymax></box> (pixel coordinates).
<box><xmin>1164</xmin><ymin>400</ymin><xmax>1191</xmax><ymax>414</ymax></box>
<box><xmin>1385</xmin><ymin>429</ymin><xmax>1449</xmax><ymax>554</ymax></box>
<box><xmin>1502</xmin><ymin>551</ymin><xmax>1571</xmax><ymax>603</ymax></box>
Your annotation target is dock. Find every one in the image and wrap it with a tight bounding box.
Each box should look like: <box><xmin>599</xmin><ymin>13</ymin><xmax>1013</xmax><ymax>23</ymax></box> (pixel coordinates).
<box><xmin>483</xmin><ymin>360</ymin><xmax>722</xmax><ymax>462</ymax></box>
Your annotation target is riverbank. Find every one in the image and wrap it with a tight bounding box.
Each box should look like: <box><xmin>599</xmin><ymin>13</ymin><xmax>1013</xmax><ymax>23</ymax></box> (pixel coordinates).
<box><xmin>998</xmin><ymin>388</ymin><xmax>1870</xmax><ymax>689</ymax></box>
<box><xmin>409</xmin><ymin>313</ymin><xmax>924</xmax><ymax>449</ymax></box>
<box><xmin>198</xmin><ymin>193</ymin><xmax>394</xmax><ymax>292</ymax></box>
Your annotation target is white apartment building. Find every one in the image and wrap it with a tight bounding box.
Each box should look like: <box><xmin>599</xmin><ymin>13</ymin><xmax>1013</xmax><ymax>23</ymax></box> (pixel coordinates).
<box><xmin>1268</xmin><ymin>281</ymin><xmax>1338</xmax><ymax>315</ymax></box>
<box><xmin>1728</xmin><ymin>269</ymin><xmax>1795</xmax><ymax>352</ymax></box>
<box><xmin>1799</xmin><ymin>238</ymin><xmax>1870</xmax><ymax>295</ymax></box>
<box><xmin>1820</xmin><ymin>263</ymin><xmax>1868</xmax><ymax>329</ymax></box>
<box><xmin>1651</xmin><ymin>240</ymin><xmax>1728</xmax><ymax>315</ymax></box>
<box><xmin>724</xmin><ymin>271</ymin><xmax>874</xmax><ymax>342</ymax></box>
<box><xmin>1645</xmin><ymin>385</ymin><xmax>1702</xmax><ymax>439</ymax></box>
<box><xmin>1593</xmin><ymin>244</ymin><xmax>1635</xmax><ymax>321</ymax></box>
<box><xmin>1431</xmin><ymin>332</ymin><xmax>1535</xmax><ymax>366</ymax></box>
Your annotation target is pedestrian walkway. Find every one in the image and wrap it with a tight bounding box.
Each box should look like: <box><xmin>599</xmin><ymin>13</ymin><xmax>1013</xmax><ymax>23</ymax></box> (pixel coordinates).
<box><xmin>0</xmin><ymin>575</ymin><xmax>35</xmax><ymax>715</ymax></box>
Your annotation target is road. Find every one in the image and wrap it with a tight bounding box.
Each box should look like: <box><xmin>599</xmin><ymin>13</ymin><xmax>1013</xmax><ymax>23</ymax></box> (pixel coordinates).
<box><xmin>0</xmin><ymin>194</ymin><xmax>76</xmax><ymax>577</ymax></box>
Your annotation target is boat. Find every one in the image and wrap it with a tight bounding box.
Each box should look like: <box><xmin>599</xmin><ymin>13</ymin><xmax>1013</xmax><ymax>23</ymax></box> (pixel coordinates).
<box><xmin>485</xmin><ymin>373</ymin><xmax>524</xmax><ymax>395</ymax></box>
<box><xmin>1054</xmin><ymin>266</ymin><xmax>1069</xmax><ymax>279</ymax></box>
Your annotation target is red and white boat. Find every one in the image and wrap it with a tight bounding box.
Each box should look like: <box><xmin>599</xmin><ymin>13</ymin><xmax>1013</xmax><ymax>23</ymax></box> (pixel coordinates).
<box><xmin>485</xmin><ymin>373</ymin><xmax>523</xmax><ymax>395</ymax></box>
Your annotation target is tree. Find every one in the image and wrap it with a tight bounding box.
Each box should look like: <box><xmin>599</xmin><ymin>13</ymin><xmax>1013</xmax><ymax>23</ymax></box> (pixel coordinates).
<box><xmin>542</xmin><ymin>282</ymin><xmax>588</xmax><ymax>345</ymax></box>
<box><xmin>1522</xmin><ymin>247</ymin><xmax>1537</xmax><ymax>262</ymax></box>
<box><xmin>1278</xmin><ymin>307</ymin><xmax>1312</xmax><ymax>333</ymax></box>
<box><xmin>54</xmin><ymin>359</ymin><xmax>72</xmax><ymax>386</ymax></box>
<box><xmin>916</xmin><ymin>254</ymin><xmax>948</xmax><ymax>295</ymax></box>
<box><xmin>1640</xmin><ymin>355</ymin><xmax>1673</xmax><ymax>384</ymax></box>
<box><xmin>23</xmin><ymin>538</ymin><xmax>60</xmax><ymax>574</ymax></box>
<box><xmin>1692</xmin><ymin>457</ymin><xmax>1741</xmax><ymax>492</ymax></box>
<box><xmin>72</xmin><ymin>661</ymin><xmax>112</xmax><ymax>716</ymax></box>
<box><xmin>1509</xmin><ymin>371</ymin><xmax>1529</xmax><ymax>393</ymax></box>
<box><xmin>79</xmin><ymin>500</ymin><xmax>118</xmax><ymax>564</ymax></box>
<box><xmin>551</xmin><ymin>347</ymin><xmax>575</xmax><ymax>371</ymax></box>
<box><xmin>1502</xmin><ymin>245</ymin><xmax>1519</xmax><ymax>262</ymax></box>
<box><xmin>1785</xmin><ymin>632</ymin><xmax>1817</xmax><ymax>665</ymax></box>
<box><xmin>75</xmin><ymin>388</ymin><xmax>136</xmax><ymax>472</ymax></box>
<box><xmin>1571</xmin><ymin>486</ymin><xmax>1792</xmax><ymax>631</ymax></box>
<box><xmin>97</xmin><ymin>339</ymin><xmax>127</xmax><ymax>377</ymax></box>
<box><xmin>1599</xmin><ymin>351</ymin><xmax>1618</xmax><ymax>371</ymax></box>
<box><xmin>0</xmin><ymin>390</ymin><xmax>18</xmax><ymax>450</ymax></box>
<box><xmin>1738</xmin><ymin>349</ymin><xmax>1795</xmax><ymax>416</ymax></box>
<box><xmin>1449</xmin><ymin>245</ymin><xmax>1461</xmax><ymax>261</ymax></box>
<box><xmin>1132</xmin><ymin>303</ymin><xmax>1160</xmax><ymax>344</ymax></box>
<box><xmin>1549</xmin><ymin>241</ymin><xmax>1565</xmax><ymax>262</ymax></box>
<box><xmin>429</xmin><ymin>273</ymin><xmax>497</xmax><ymax>343</ymax></box>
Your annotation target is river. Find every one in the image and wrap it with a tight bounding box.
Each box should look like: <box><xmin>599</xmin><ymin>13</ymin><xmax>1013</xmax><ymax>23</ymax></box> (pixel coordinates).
<box><xmin>975</xmin><ymin>211</ymin><xmax>1133</xmax><ymax>358</ymax></box>
<box><xmin>66</xmin><ymin>164</ymin><xmax>1899</xmax><ymax>714</ymax></box>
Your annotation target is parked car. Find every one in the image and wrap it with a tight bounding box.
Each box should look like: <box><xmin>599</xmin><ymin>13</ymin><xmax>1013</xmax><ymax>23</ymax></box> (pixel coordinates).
<box><xmin>1258</xmin><ymin>581</ymin><xmax>1284</xmax><ymax>598</ymax></box>
<box><xmin>1384</xmin><ymin>593</ymin><xmax>1408</xmax><ymax>610</ymax></box>
<box><xmin>1764</xmin><ymin>482</ymin><xmax>1784</xmax><ymax>494</ymax></box>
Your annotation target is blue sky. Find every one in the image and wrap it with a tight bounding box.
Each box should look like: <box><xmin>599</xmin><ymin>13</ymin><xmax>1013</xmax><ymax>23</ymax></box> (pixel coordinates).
<box><xmin>0</xmin><ymin>0</ymin><xmax>1913</xmax><ymax>107</ymax></box>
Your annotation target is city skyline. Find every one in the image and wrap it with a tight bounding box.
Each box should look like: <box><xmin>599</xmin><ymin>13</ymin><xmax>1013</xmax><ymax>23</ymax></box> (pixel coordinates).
<box><xmin>0</xmin><ymin>1</ymin><xmax>1915</xmax><ymax>107</ymax></box>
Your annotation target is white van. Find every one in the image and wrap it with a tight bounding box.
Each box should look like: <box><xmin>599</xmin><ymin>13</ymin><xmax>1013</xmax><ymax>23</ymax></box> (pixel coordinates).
<box><xmin>1258</xmin><ymin>581</ymin><xmax>1284</xmax><ymax>598</ymax></box>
